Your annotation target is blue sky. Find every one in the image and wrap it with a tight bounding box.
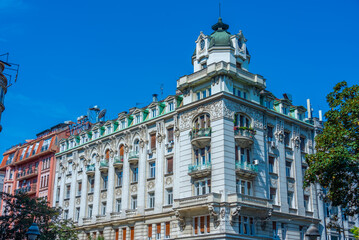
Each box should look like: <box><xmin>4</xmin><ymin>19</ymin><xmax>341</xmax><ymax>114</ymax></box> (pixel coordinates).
<box><xmin>0</xmin><ymin>0</ymin><xmax>358</xmax><ymax>153</ymax></box>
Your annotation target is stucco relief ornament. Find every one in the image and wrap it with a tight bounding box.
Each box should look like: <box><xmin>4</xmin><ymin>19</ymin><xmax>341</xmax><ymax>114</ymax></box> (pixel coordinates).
<box><xmin>147</xmin><ymin>181</ymin><xmax>155</xmax><ymax>190</ymax></box>
<box><xmin>208</xmin><ymin>205</ymin><xmax>220</xmax><ymax>228</ymax></box>
<box><xmin>270</xmin><ymin>178</ymin><xmax>277</xmax><ymax>187</ymax></box>
<box><xmin>64</xmin><ymin>201</ymin><xmax>69</xmax><ymax>207</ymax></box>
<box><xmin>165</xmin><ymin>177</ymin><xmax>173</xmax><ymax>185</ymax></box>
<box><xmin>293</xmin><ymin>136</ymin><xmax>301</xmax><ymax>148</ymax></box>
<box><xmin>88</xmin><ymin>195</ymin><xmax>93</xmax><ymax>202</ymax></box>
<box><xmin>76</xmin><ymin>198</ymin><xmax>81</xmax><ymax>205</ymax></box>
<box><xmin>175</xmin><ymin>211</ymin><xmax>186</xmax><ymax>231</ymax></box>
<box><xmin>110</xmin><ymin>150</ymin><xmax>115</xmax><ymax>158</ymax></box>
<box><xmin>96</xmin><ymin>154</ymin><xmax>100</xmax><ymax>162</ymax></box>
<box><xmin>116</xmin><ymin>189</ymin><xmax>122</xmax><ymax>196</ymax></box>
<box><xmin>157</xmin><ymin>133</ymin><xmax>163</xmax><ymax>143</ymax></box>
<box><xmin>102</xmin><ymin>192</ymin><xmax>107</xmax><ymax>199</ymax></box>
<box><xmin>139</xmin><ymin>139</ymin><xmax>145</xmax><ymax>148</ymax></box>
<box><xmin>124</xmin><ymin>144</ymin><xmax>129</xmax><ymax>153</ymax></box>
<box><xmin>275</xmin><ymin>130</ymin><xmax>284</xmax><ymax>142</ymax></box>
<box><xmin>230</xmin><ymin>206</ymin><xmax>241</xmax><ymax>226</ymax></box>
<box><xmin>131</xmin><ymin>185</ymin><xmax>137</xmax><ymax>193</ymax></box>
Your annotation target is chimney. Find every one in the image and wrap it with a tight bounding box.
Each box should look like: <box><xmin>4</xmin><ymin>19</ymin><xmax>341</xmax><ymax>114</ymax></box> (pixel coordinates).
<box><xmin>319</xmin><ymin>110</ymin><xmax>323</xmax><ymax>122</ymax></box>
<box><xmin>307</xmin><ymin>99</ymin><xmax>312</xmax><ymax>119</ymax></box>
<box><xmin>152</xmin><ymin>94</ymin><xmax>158</xmax><ymax>102</ymax></box>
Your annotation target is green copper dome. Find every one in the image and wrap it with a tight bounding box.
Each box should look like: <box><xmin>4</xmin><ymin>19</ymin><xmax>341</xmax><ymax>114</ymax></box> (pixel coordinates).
<box><xmin>209</xmin><ymin>18</ymin><xmax>232</xmax><ymax>48</ymax></box>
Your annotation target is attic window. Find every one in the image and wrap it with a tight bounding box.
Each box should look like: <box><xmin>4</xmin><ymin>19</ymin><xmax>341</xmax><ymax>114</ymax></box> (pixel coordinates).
<box><xmin>202</xmin><ymin>63</ymin><xmax>207</xmax><ymax>69</ymax></box>
<box><xmin>236</xmin><ymin>62</ymin><xmax>242</xmax><ymax>69</ymax></box>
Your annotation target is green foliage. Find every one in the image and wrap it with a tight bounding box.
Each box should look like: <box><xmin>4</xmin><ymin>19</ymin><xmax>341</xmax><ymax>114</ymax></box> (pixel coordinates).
<box><xmin>0</xmin><ymin>192</ymin><xmax>78</xmax><ymax>240</ymax></box>
<box><xmin>350</xmin><ymin>226</ymin><xmax>359</xmax><ymax>240</ymax></box>
<box><xmin>304</xmin><ymin>81</ymin><xmax>359</xmax><ymax>217</ymax></box>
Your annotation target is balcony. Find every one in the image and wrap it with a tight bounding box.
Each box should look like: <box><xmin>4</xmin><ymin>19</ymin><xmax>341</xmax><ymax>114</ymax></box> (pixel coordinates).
<box><xmin>234</xmin><ymin>127</ymin><xmax>255</xmax><ymax>148</ymax></box>
<box><xmin>16</xmin><ymin>168</ymin><xmax>38</xmax><ymax>181</ymax></box>
<box><xmin>15</xmin><ymin>183</ymin><xmax>37</xmax><ymax>195</ymax></box>
<box><xmin>86</xmin><ymin>164</ymin><xmax>95</xmax><ymax>175</ymax></box>
<box><xmin>99</xmin><ymin>160</ymin><xmax>109</xmax><ymax>172</ymax></box>
<box><xmin>174</xmin><ymin>193</ymin><xmax>221</xmax><ymax>214</ymax></box>
<box><xmin>228</xmin><ymin>193</ymin><xmax>272</xmax><ymax>210</ymax></box>
<box><xmin>128</xmin><ymin>151</ymin><xmax>139</xmax><ymax>164</ymax></box>
<box><xmin>113</xmin><ymin>156</ymin><xmax>124</xmax><ymax>168</ymax></box>
<box><xmin>190</xmin><ymin>128</ymin><xmax>211</xmax><ymax>148</ymax></box>
<box><xmin>188</xmin><ymin>162</ymin><xmax>212</xmax><ymax>178</ymax></box>
<box><xmin>14</xmin><ymin>145</ymin><xmax>56</xmax><ymax>165</ymax></box>
<box><xmin>235</xmin><ymin>162</ymin><xmax>258</xmax><ymax>178</ymax></box>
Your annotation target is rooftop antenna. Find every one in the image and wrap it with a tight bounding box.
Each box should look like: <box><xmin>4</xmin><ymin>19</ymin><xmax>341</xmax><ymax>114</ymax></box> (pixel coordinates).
<box><xmin>160</xmin><ymin>83</ymin><xmax>164</xmax><ymax>100</ymax></box>
<box><xmin>219</xmin><ymin>1</ymin><xmax>221</xmax><ymax>18</ymax></box>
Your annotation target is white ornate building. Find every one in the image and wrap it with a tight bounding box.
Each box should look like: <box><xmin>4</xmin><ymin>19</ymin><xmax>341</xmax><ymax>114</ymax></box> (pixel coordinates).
<box><xmin>53</xmin><ymin>18</ymin><xmax>324</xmax><ymax>240</ymax></box>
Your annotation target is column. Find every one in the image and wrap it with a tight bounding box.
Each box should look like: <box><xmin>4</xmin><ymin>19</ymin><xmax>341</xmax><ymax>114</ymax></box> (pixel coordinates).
<box><xmin>106</xmin><ymin>156</ymin><xmax>115</xmax><ymax>219</ymax></box>
<box><xmin>68</xmin><ymin>166</ymin><xmax>77</xmax><ymax>219</ymax></box>
<box><xmin>121</xmin><ymin>151</ymin><xmax>130</xmax><ymax>217</ymax></box>
<box><xmin>79</xmin><ymin>169</ymin><xmax>88</xmax><ymax>225</ymax></box>
<box><xmin>93</xmin><ymin>160</ymin><xmax>101</xmax><ymax>220</ymax></box>
<box><xmin>137</xmin><ymin>145</ymin><xmax>146</xmax><ymax>214</ymax></box>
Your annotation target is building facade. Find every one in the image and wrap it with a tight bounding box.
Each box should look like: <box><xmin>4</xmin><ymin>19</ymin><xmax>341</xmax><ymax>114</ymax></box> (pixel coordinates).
<box><xmin>53</xmin><ymin>18</ymin><xmax>324</xmax><ymax>240</ymax></box>
<box><xmin>0</xmin><ymin>123</ymin><xmax>70</xmax><ymax>212</ymax></box>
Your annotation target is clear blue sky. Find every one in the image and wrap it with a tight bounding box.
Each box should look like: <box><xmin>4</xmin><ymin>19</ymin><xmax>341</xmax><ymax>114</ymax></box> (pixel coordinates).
<box><xmin>0</xmin><ymin>0</ymin><xmax>358</xmax><ymax>153</ymax></box>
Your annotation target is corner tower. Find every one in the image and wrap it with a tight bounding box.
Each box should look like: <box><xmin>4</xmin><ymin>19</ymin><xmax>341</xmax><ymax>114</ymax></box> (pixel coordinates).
<box><xmin>192</xmin><ymin>18</ymin><xmax>250</xmax><ymax>73</ymax></box>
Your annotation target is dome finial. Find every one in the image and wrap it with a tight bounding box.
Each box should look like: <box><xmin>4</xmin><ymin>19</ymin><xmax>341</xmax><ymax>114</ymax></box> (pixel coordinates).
<box><xmin>212</xmin><ymin>17</ymin><xmax>229</xmax><ymax>31</ymax></box>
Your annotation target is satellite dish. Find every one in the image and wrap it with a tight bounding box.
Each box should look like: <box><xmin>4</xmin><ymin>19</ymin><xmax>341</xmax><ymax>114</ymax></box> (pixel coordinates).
<box><xmin>98</xmin><ymin>109</ymin><xmax>106</xmax><ymax>120</ymax></box>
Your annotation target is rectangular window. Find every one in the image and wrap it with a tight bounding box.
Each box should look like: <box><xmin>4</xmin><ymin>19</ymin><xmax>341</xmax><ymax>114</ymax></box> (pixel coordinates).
<box><xmin>77</xmin><ymin>181</ymin><xmax>82</xmax><ymax>196</ymax></box>
<box><xmin>56</xmin><ymin>187</ymin><xmax>60</xmax><ymax>202</ymax></box>
<box><xmin>284</xmin><ymin>131</ymin><xmax>290</xmax><ymax>147</ymax></box>
<box><xmin>300</xmin><ymin>137</ymin><xmax>306</xmax><ymax>152</ymax></box>
<box><xmin>101</xmin><ymin>202</ymin><xmax>106</xmax><ymax>215</ymax></box>
<box><xmin>136</xmin><ymin>114</ymin><xmax>141</xmax><ymax>124</ymax></box>
<box><xmin>166</xmin><ymin>157</ymin><xmax>173</xmax><ymax>174</ymax></box>
<box><xmin>202</xmin><ymin>90</ymin><xmax>207</xmax><ymax>98</ymax></box>
<box><xmin>273</xmin><ymin>221</ymin><xmax>278</xmax><ymax>238</ymax></box>
<box><xmin>286</xmin><ymin>161</ymin><xmax>292</xmax><ymax>177</ymax></box>
<box><xmin>208</xmin><ymin>88</ymin><xmax>211</xmax><ymax>96</ymax></box>
<box><xmin>88</xmin><ymin>205</ymin><xmax>93</xmax><ymax>217</ymax></box>
<box><xmin>132</xmin><ymin>167</ymin><xmax>138</xmax><ymax>183</ymax></box>
<box><xmin>89</xmin><ymin>177</ymin><xmax>95</xmax><ymax>193</ymax></box>
<box><xmin>131</xmin><ymin>227</ymin><xmax>134</xmax><ymax>240</ymax></box>
<box><xmin>116</xmin><ymin>199</ymin><xmax>122</xmax><ymax>212</ymax></box>
<box><xmin>148</xmin><ymin>192</ymin><xmax>155</xmax><ymax>208</ymax></box>
<box><xmin>152</xmin><ymin>108</ymin><xmax>157</xmax><ymax>118</ymax></box>
<box><xmin>169</xmin><ymin>102</ymin><xmax>174</xmax><ymax>111</ymax></box>
<box><xmin>64</xmin><ymin>210</ymin><xmax>69</xmax><ymax>220</ymax></box>
<box><xmin>41</xmin><ymin>137</ymin><xmax>52</xmax><ymax>152</ymax></box>
<box><xmin>68</xmin><ymin>162</ymin><xmax>72</xmax><ymax>174</ymax></box>
<box><xmin>149</xmin><ymin>162</ymin><xmax>156</xmax><ymax>178</ymax></box>
<box><xmin>267</xmin><ymin>126</ymin><xmax>274</xmax><ymax>141</ymax></box>
<box><xmin>269</xmin><ymin>156</ymin><xmax>275</xmax><ymax>173</ymax></box>
<box><xmin>166</xmin><ymin>188</ymin><xmax>173</xmax><ymax>205</ymax></box>
<box><xmin>167</xmin><ymin>128</ymin><xmax>174</xmax><ymax>143</ymax></box>
<box><xmin>131</xmin><ymin>196</ymin><xmax>137</xmax><ymax>210</ymax></box>
<box><xmin>304</xmin><ymin>195</ymin><xmax>310</xmax><ymax>211</ymax></box>
<box><xmin>102</xmin><ymin>174</ymin><xmax>108</xmax><ymax>190</ymax></box>
<box><xmin>117</xmin><ymin>171</ymin><xmax>123</xmax><ymax>187</ymax></box>
<box><xmin>288</xmin><ymin>192</ymin><xmax>294</xmax><ymax>208</ymax></box>
<box><xmin>75</xmin><ymin>207</ymin><xmax>80</xmax><ymax>221</ymax></box>
<box><xmin>197</xmin><ymin>92</ymin><xmax>201</xmax><ymax>100</ymax></box>
<box><xmin>107</xmin><ymin>125</ymin><xmax>112</xmax><ymax>134</ymax></box>
<box><xmin>148</xmin><ymin>224</ymin><xmax>152</xmax><ymax>240</ymax></box>
<box><xmin>121</xmin><ymin>120</ymin><xmax>126</xmax><ymax>129</ymax></box>
<box><xmin>236</xmin><ymin>179</ymin><xmax>252</xmax><ymax>196</ymax></box>
<box><xmin>165</xmin><ymin>222</ymin><xmax>170</xmax><ymax>239</ymax></box>
<box><xmin>270</xmin><ymin>187</ymin><xmax>277</xmax><ymax>204</ymax></box>
<box><xmin>122</xmin><ymin>228</ymin><xmax>127</xmax><ymax>240</ymax></box>
<box><xmin>243</xmin><ymin>92</ymin><xmax>247</xmax><ymax>99</ymax></box>
<box><xmin>66</xmin><ymin>185</ymin><xmax>71</xmax><ymax>199</ymax></box>
<box><xmin>150</xmin><ymin>134</ymin><xmax>156</xmax><ymax>150</ymax></box>
<box><xmin>156</xmin><ymin>223</ymin><xmax>161</xmax><ymax>239</ymax></box>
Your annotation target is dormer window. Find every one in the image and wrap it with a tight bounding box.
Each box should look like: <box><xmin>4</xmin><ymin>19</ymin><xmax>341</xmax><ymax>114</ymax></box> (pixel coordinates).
<box><xmin>236</xmin><ymin>62</ymin><xmax>242</xmax><ymax>69</ymax></box>
<box><xmin>196</xmin><ymin>88</ymin><xmax>211</xmax><ymax>101</ymax></box>
<box><xmin>238</xmin><ymin>39</ymin><xmax>243</xmax><ymax>49</ymax></box>
<box><xmin>202</xmin><ymin>63</ymin><xmax>207</xmax><ymax>69</ymax></box>
<box><xmin>200</xmin><ymin>39</ymin><xmax>205</xmax><ymax>50</ymax></box>
<box><xmin>152</xmin><ymin>108</ymin><xmax>157</xmax><ymax>118</ymax></box>
<box><xmin>136</xmin><ymin>114</ymin><xmax>141</xmax><ymax>124</ymax></box>
<box><xmin>121</xmin><ymin>120</ymin><xmax>126</xmax><ymax>129</ymax></box>
<box><xmin>94</xmin><ymin>131</ymin><xmax>99</xmax><ymax>139</ymax></box>
<box><xmin>106</xmin><ymin>125</ymin><xmax>112</xmax><ymax>134</ymax></box>
<box><xmin>282</xmin><ymin>107</ymin><xmax>288</xmax><ymax>115</ymax></box>
<box><xmin>168</xmin><ymin>102</ymin><xmax>174</xmax><ymax>112</ymax></box>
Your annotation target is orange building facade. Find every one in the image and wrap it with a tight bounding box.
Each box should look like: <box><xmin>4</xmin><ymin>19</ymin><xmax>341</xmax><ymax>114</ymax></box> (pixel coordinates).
<box><xmin>0</xmin><ymin>123</ymin><xmax>70</xmax><ymax>212</ymax></box>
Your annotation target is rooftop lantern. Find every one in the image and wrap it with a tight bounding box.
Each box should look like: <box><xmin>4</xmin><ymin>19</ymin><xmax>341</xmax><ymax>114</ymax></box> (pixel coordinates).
<box><xmin>305</xmin><ymin>224</ymin><xmax>320</xmax><ymax>240</ymax></box>
<box><xmin>25</xmin><ymin>222</ymin><xmax>41</xmax><ymax>240</ymax></box>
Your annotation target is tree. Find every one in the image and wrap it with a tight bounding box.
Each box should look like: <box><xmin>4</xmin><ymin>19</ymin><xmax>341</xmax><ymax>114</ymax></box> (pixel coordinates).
<box><xmin>304</xmin><ymin>81</ymin><xmax>359</xmax><ymax>216</ymax></box>
<box><xmin>0</xmin><ymin>191</ymin><xmax>78</xmax><ymax>240</ymax></box>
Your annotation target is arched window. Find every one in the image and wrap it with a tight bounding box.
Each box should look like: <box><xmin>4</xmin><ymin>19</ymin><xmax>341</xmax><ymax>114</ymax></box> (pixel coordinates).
<box><xmin>119</xmin><ymin>145</ymin><xmax>124</xmax><ymax>161</ymax></box>
<box><xmin>234</xmin><ymin>113</ymin><xmax>251</xmax><ymax>128</ymax></box>
<box><xmin>105</xmin><ymin>149</ymin><xmax>110</xmax><ymax>161</ymax></box>
<box><xmin>134</xmin><ymin>139</ymin><xmax>140</xmax><ymax>153</ymax></box>
<box><xmin>193</xmin><ymin>113</ymin><xmax>210</xmax><ymax>129</ymax></box>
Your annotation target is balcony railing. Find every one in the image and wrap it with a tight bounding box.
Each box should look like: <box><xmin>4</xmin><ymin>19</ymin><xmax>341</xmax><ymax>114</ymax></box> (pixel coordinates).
<box><xmin>235</xmin><ymin>162</ymin><xmax>258</xmax><ymax>178</ymax></box>
<box><xmin>228</xmin><ymin>193</ymin><xmax>272</xmax><ymax>209</ymax></box>
<box><xmin>128</xmin><ymin>151</ymin><xmax>139</xmax><ymax>163</ymax></box>
<box><xmin>188</xmin><ymin>162</ymin><xmax>212</xmax><ymax>178</ymax></box>
<box><xmin>86</xmin><ymin>164</ymin><xmax>95</xmax><ymax>175</ymax></box>
<box><xmin>15</xmin><ymin>183</ymin><xmax>36</xmax><ymax>195</ymax></box>
<box><xmin>113</xmin><ymin>156</ymin><xmax>124</xmax><ymax>167</ymax></box>
<box><xmin>16</xmin><ymin>168</ymin><xmax>38</xmax><ymax>181</ymax></box>
<box><xmin>190</xmin><ymin>128</ymin><xmax>211</xmax><ymax>148</ymax></box>
<box><xmin>99</xmin><ymin>160</ymin><xmax>109</xmax><ymax>171</ymax></box>
<box><xmin>234</xmin><ymin>127</ymin><xmax>255</xmax><ymax>147</ymax></box>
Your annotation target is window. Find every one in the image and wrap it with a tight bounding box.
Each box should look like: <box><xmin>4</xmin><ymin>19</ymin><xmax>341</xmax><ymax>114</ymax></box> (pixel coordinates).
<box><xmin>116</xmin><ymin>199</ymin><xmax>122</xmax><ymax>212</ymax></box>
<box><xmin>150</xmin><ymin>133</ymin><xmax>156</xmax><ymax>150</ymax></box>
<box><xmin>236</xmin><ymin>179</ymin><xmax>252</xmax><ymax>196</ymax></box>
<box><xmin>270</xmin><ymin>187</ymin><xmax>277</xmax><ymax>204</ymax></box>
<box><xmin>152</xmin><ymin>108</ymin><xmax>157</xmax><ymax>118</ymax></box>
<box><xmin>269</xmin><ymin>156</ymin><xmax>275</xmax><ymax>173</ymax></box>
<box><xmin>56</xmin><ymin>187</ymin><xmax>60</xmax><ymax>202</ymax></box>
<box><xmin>116</xmin><ymin>171</ymin><xmax>123</xmax><ymax>187</ymax></box>
<box><xmin>121</xmin><ymin>120</ymin><xmax>126</xmax><ymax>129</ymax></box>
<box><xmin>136</xmin><ymin>114</ymin><xmax>141</xmax><ymax>124</ymax></box>
<box><xmin>284</xmin><ymin>131</ymin><xmax>290</xmax><ymax>147</ymax></box>
<box><xmin>88</xmin><ymin>177</ymin><xmax>95</xmax><ymax>193</ymax></box>
<box><xmin>88</xmin><ymin>205</ymin><xmax>93</xmax><ymax>217</ymax></box>
<box><xmin>233</xmin><ymin>87</ymin><xmax>242</xmax><ymax>97</ymax></box>
<box><xmin>66</xmin><ymin>185</ymin><xmax>71</xmax><ymax>199</ymax></box>
<box><xmin>243</xmin><ymin>92</ymin><xmax>247</xmax><ymax>99</ymax></box>
<box><xmin>234</xmin><ymin>113</ymin><xmax>250</xmax><ymax>128</ymax></box>
<box><xmin>197</xmin><ymin>92</ymin><xmax>201</xmax><ymax>100</ymax></box>
<box><xmin>77</xmin><ymin>181</ymin><xmax>82</xmax><ymax>196</ymax></box>
<box><xmin>238</xmin><ymin>216</ymin><xmax>254</xmax><ymax>235</ymax></box>
<box><xmin>156</xmin><ymin>223</ymin><xmax>161</xmax><ymax>239</ymax></box>
<box><xmin>235</xmin><ymin>147</ymin><xmax>251</xmax><ymax>165</ymax></box>
<box><xmin>102</xmin><ymin>174</ymin><xmax>108</xmax><ymax>190</ymax></box>
<box><xmin>134</xmin><ymin>139</ymin><xmax>140</xmax><ymax>153</ymax></box>
<box><xmin>166</xmin><ymin>188</ymin><xmax>173</xmax><ymax>205</ymax></box>
<box><xmin>285</xmin><ymin>161</ymin><xmax>292</xmax><ymax>177</ymax></box>
<box><xmin>166</xmin><ymin>157</ymin><xmax>173</xmax><ymax>174</ymax></box>
<box><xmin>304</xmin><ymin>195</ymin><xmax>310</xmax><ymax>211</ymax></box>
<box><xmin>132</xmin><ymin>166</ymin><xmax>138</xmax><ymax>183</ymax></box>
<box><xmin>194</xmin><ymin>179</ymin><xmax>211</xmax><ymax>196</ymax></box>
<box><xmin>167</xmin><ymin>128</ymin><xmax>174</xmax><ymax>143</ymax></box>
<box><xmin>287</xmin><ymin>192</ymin><xmax>294</xmax><ymax>208</ymax></box>
<box><xmin>148</xmin><ymin>192</ymin><xmax>155</xmax><ymax>208</ymax></box>
<box><xmin>165</xmin><ymin>222</ymin><xmax>170</xmax><ymax>239</ymax></box>
<box><xmin>33</xmin><ymin>142</ymin><xmax>39</xmax><ymax>155</ymax></box>
<box><xmin>273</xmin><ymin>222</ymin><xmax>278</xmax><ymax>238</ymax></box>
<box><xmin>300</xmin><ymin>137</ymin><xmax>306</xmax><ymax>152</ymax></box>
<box><xmin>101</xmin><ymin>202</ymin><xmax>106</xmax><ymax>215</ymax></box>
<box><xmin>148</xmin><ymin>224</ymin><xmax>153</xmax><ymax>240</ymax></box>
<box><xmin>41</xmin><ymin>138</ymin><xmax>52</xmax><ymax>151</ymax></box>
<box><xmin>193</xmin><ymin>216</ymin><xmax>210</xmax><ymax>235</ymax></box>
<box><xmin>75</xmin><ymin>207</ymin><xmax>80</xmax><ymax>221</ymax></box>
<box><xmin>282</xmin><ymin>106</ymin><xmax>288</xmax><ymax>114</ymax></box>
<box><xmin>119</xmin><ymin>145</ymin><xmax>125</xmax><ymax>161</ymax></box>
<box><xmin>202</xmin><ymin>63</ymin><xmax>207</xmax><ymax>69</ymax></box>
<box><xmin>149</xmin><ymin>162</ymin><xmax>156</xmax><ymax>178</ymax></box>
<box><xmin>168</xmin><ymin>102</ymin><xmax>174</xmax><ymax>111</ymax></box>
<box><xmin>193</xmin><ymin>147</ymin><xmax>211</xmax><ymax>166</ymax></box>
<box><xmin>131</xmin><ymin>196</ymin><xmax>137</xmax><ymax>209</ymax></box>
<box><xmin>267</xmin><ymin>126</ymin><xmax>274</xmax><ymax>141</ymax></box>
<box><xmin>68</xmin><ymin>162</ymin><xmax>72</xmax><ymax>175</ymax></box>
<box><xmin>64</xmin><ymin>210</ymin><xmax>69</xmax><ymax>220</ymax></box>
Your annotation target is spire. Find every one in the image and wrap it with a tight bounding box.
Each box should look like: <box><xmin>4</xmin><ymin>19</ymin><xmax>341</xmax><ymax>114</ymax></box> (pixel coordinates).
<box><xmin>211</xmin><ymin>17</ymin><xmax>229</xmax><ymax>31</ymax></box>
